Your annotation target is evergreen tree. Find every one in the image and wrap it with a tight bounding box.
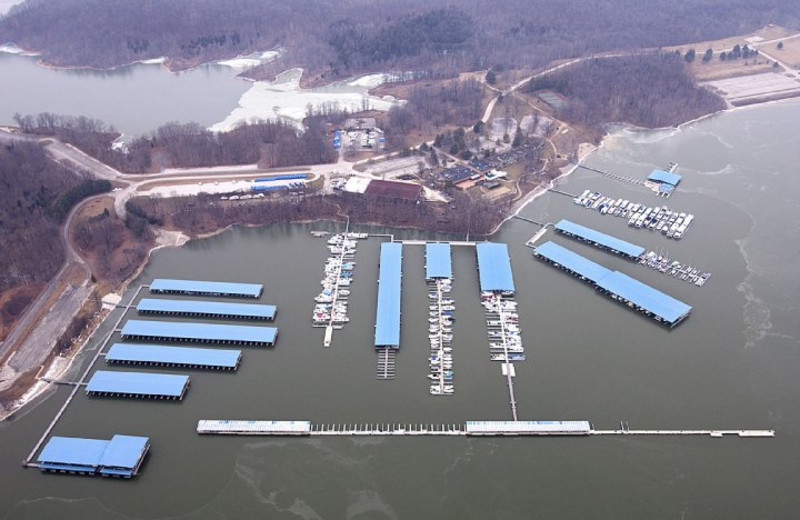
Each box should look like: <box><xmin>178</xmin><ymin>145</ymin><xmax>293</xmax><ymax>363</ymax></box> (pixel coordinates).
<box><xmin>486</xmin><ymin>69</ymin><xmax>497</xmax><ymax>85</ymax></box>
<box><xmin>702</xmin><ymin>48</ymin><xmax>713</xmax><ymax>62</ymax></box>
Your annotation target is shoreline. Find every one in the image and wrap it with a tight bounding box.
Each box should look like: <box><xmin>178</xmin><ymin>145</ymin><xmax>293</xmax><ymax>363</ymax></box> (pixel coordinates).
<box><xmin>2</xmin><ymin>76</ymin><xmax>798</xmax><ymax>422</ymax></box>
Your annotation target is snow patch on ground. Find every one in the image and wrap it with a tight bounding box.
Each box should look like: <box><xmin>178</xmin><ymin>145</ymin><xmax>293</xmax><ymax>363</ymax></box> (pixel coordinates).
<box><xmin>210</xmin><ymin>68</ymin><xmax>402</xmax><ymax>132</ymax></box>
<box><xmin>217</xmin><ymin>51</ymin><xmax>278</xmax><ymax>72</ymax></box>
<box><xmin>0</xmin><ymin>43</ymin><xmax>39</xmax><ymax>56</ymax></box>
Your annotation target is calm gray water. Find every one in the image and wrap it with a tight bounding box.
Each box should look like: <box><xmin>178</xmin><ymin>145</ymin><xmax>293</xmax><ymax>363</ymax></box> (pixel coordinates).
<box><xmin>0</xmin><ymin>53</ymin><xmax>250</xmax><ymax>137</ymax></box>
<box><xmin>1</xmin><ymin>100</ymin><xmax>798</xmax><ymax>519</ymax></box>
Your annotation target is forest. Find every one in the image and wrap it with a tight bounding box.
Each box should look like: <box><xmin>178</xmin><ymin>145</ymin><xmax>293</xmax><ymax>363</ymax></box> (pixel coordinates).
<box><xmin>14</xmin><ymin>114</ymin><xmax>336</xmax><ymax>172</ymax></box>
<box><xmin>526</xmin><ymin>54</ymin><xmax>728</xmax><ymax>132</ymax></box>
<box><xmin>1</xmin><ymin>0</ymin><xmax>798</xmax><ymax>77</ymax></box>
<box><xmin>0</xmin><ymin>142</ymin><xmax>80</xmax><ymax>296</ymax></box>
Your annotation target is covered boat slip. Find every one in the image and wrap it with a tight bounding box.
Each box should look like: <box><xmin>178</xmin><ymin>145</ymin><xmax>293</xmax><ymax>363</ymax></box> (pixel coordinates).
<box><xmin>374</xmin><ymin>242</ymin><xmax>402</xmax><ymax>348</ymax></box>
<box><xmin>425</xmin><ymin>242</ymin><xmax>452</xmax><ymax>279</ymax></box>
<box><xmin>533</xmin><ymin>241</ymin><xmax>692</xmax><ymax>327</ymax></box>
<box><xmin>86</xmin><ymin>370</ymin><xmax>190</xmax><ymax>400</ymax></box>
<box><xmin>149</xmin><ymin>278</ymin><xmax>263</xmax><ymax>298</ymax></box>
<box><xmin>554</xmin><ymin>219</ymin><xmax>645</xmax><ymax>260</ymax></box>
<box><xmin>137</xmin><ymin>298</ymin><xmax>276</xmax><ymax>320</ymax></box>
<box><xmin>37</xmin><ymin>435</ymin><xmax>150</xmax><ymax>477</ymax></box>
<box><xmin>105</xmin><ymin>344</ymin><xmax>241</xmax><ymax>370</ymax></box>
<box><xmin>476</xmin><ymin>243</ymin><xmax>516</xmax><ymax>294</ymax></box>
<box><xmin>121</xmin><ymin>319</ymin><xmax>278</xmax><ymax>346</ymax></box>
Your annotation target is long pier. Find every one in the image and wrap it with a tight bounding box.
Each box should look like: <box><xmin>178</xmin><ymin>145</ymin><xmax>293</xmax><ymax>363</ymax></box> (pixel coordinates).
<box><xmin>23</xmin><ymin>285</ymin><xmax>147</xmax><ymax>467</ymax></box>
<box><xmin>578</xmin><ymin>165</ymin><xmax>645</xmax><ymax>186</ymax></box>
<box><xmin>492</xmin><ymin>294</ymin><xmax>518</xmax><ymax>421</ymax></box>
<box><xmin>512</xmin><ymin>215</ymin><xmax>547</xmax><ymax>227</ymax></box>
<box><xmin>198</xmin><ymin>421</ymin><xmax>774</xmax><ymax>438</ymax></box>
<box><xmin>323</xmin><ymin>219</ymin><xmax>351</xmax><ymax>347</ymax></box>
<box><xmin>548</xmin><ymin>188</ymin><xmax>577</xmax><ymax>198</ymax></box>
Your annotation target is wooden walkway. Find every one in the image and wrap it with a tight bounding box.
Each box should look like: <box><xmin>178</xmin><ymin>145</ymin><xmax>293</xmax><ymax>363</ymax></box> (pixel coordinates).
<box><xmin>376</xmin><ymin>348</ymin><xmax>396</xmax><ymax>380</ymax></box>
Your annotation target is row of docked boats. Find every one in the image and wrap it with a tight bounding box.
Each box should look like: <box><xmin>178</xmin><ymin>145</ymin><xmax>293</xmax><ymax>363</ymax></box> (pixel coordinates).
<box><xmin>574</xmin><ymin>190</ymin><xmax>695</xmax><ymax>239</ymax></box>
<box><xmin>312</xmin><ymin>233</ymin><xmax>365</xmax><ymax>328</ymax></box>
<box><xmin>428</xmin><ymin>278</ymin><xmax>454</xmax><ymax>395</ymax></box>
<box><xmin>482</xmin><ymin>292</ymin><xmax>525</xmax><ymax>363</ymax></box>
<box><xmin>640</xmin><ymin>250</ymin><xmax>711</xmax><ymax>287</ymax></box>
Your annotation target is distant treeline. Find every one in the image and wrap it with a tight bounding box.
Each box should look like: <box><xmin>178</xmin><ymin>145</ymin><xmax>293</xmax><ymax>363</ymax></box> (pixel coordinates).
<box><xmin>2</xmin><ymin>0</ymin><xmax>798</xmax><ymax>78</ymax></box>
<box><xmin>14</xmin><ymin>113</ymin><xmax>336</xmax><ymax>173</ymax></box>
<box><xmin>0</xmin><ymin>142</ymin><xmax>80</xmax><ymax>293</ymax></box>
<box><xmin>525</xmin><ymin>54</ymin><xmax>727</xmax><ymax>131</ymax></box>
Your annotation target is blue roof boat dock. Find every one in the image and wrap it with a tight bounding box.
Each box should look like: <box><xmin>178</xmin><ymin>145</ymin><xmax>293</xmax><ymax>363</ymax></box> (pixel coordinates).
<box><xmin>476</xmin><ymin>242</ymin><xmax>516</xmax><ymax>294</ymax></box>
<box><xmin>37</xmin><ymin>434</ymin><xmax>150</xmax><ymax>478</ymax></box>
<box><xmin>375</xmin><ymin>242</ymin><xmax>402</xmax><ymax>348</ymax></box>
<box><xmin>425</xmin><ymin>242</ymin><xmax>452</xmax><ymax>279</ymax></box>
<box><xmin>137</xmin><ymin>298</ymin><xmax>276</xmax><ymax>320</ymax></box>
<box><xmin>86</xmin><ymin>370</ymin><xmax>190</xmax><ymax>400</ymax></box>
<box><xmin>106</xmin><ymin>344</ymin><xmax>241</xmax><ymax>370</ymax></box>
<box><xmin>149</xmin><ymin>279</ymin><xmax>263</xmax><ymax>298</ymax></box>
<box><xmin>554</xmin><ymin>219</ymin><xmax>645</xmax><ymax>260</ymax></box>
<box><xmin>121</xmin><ymin>319</ymin><xmax>278</xmax><ymax>346</ymax></box>
<box><xmin>533</xmin><ymin>241</ymin><xmax>692</xmax><ymax>327</ymax></box>
<box><xmin>648</xmin><ymin>169</ymin><xmax>682</xmax><ymax>187</ymax></box>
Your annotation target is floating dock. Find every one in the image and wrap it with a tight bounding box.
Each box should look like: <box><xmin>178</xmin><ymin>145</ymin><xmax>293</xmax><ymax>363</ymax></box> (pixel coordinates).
<box><xmin>554</xmin><ymin>219</ymin><xmax>645</xmax><ymax>260</ymax></box>
<box><xmin>196</xmin><ymin>420</ymin><xmax>774</xmax><ymax>438</ymax></box>
<box><xmin>425</xmin><ymin>242</ymin><xmax>452</xmax><ymax>280</ymax></box>
<box><xmin>36</xmin><ymin>435</ymin><xmax>150</xmax><ymax>478</ymax></box>
<box><xmin>149</xmin><ymin>279</ymin><xmax>263</xmax><ymax>298</ymax></box>
<box><xmin>197</xmin><ymin>420</ymin><xmax>312</xmax><ymax>435</ymax></box>
<box><xmin>137</xmin><ymin>298</ymin><xmax>276</xmax><ymax>320</ymax></box>
<box><xmin>533</xmin><ymin>241</ymin><xmax>692</xmax><ymax>327</ymax></box>
<box><xmin>105</xmin><ymin>344</ymin><xmax>241</xmax><ymax>370</ymax></box>
<box><xmin>86</xmin><ymin>370</ymin><xmax>190</xmax><ymax>400</ymax></box>
<box><xmin>476</xmin><ymin>243</ymin><xmax>515</xmax><ymax>295</ymax></box>
<box><xmin>121</xmin><ymin>319</ymin><xmax>278</xmax><ymax>346</ymax></box>
<box><xmin>374</xmin><ymin>242</ymin><xmax>402</xmax><ymax>349</ymax></box>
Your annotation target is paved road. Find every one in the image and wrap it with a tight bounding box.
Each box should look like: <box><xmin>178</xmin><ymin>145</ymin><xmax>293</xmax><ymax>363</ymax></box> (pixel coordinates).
<box><xmin>0</xmin><ymin>193</ymin><xmax>96</xmax><ymax>385</ymax></box>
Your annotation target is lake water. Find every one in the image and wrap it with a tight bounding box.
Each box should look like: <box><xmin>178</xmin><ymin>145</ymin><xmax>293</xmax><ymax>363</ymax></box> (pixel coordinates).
<box><xmin>0</xmin><ymin>99</ymin><xmax>798</xmax><ymax>518</ymax></box>
<box><xmin>0</xmin><ymin>52</ymin><xmax>400</xmax><ymax>138</ymax></box>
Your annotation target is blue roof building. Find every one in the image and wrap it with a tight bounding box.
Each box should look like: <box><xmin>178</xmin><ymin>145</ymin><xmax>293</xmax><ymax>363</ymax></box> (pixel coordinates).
<box><xmin>425</xmin><ymin>243</ymin><xmax>452</xmax><ymax>279</ymax></box>
<box><xmin>150</xmin><ymin>279</ymin><xmax>262</xmax><ymax>298</ymax></box>
<box><xmin>533</xmin><ymin>241</ymin><xmax>612</xmax><ymax>282</ymax></box>
<box><xmin>375</xmin><ymin>242</ymin><xmax>402</xmax><ymax>348</ymax></box>
<box><xmin>595</xmin><ymin>271</ymin><xmax>692</xmax><ymax>326</ymax></box>
<box><xmin>86</xmin><ymin>370</ymin><xmax>190</xmax><ymax>400</ymax></box>
<box><xmin>554</xmin><ymin>219</ymin><xmax>645</xmax><ymax>259</ymax></box>
<box><xmin>476</xmin><ymin>243</ymin><xmax>516</xmax><ymax>294</ymax></box>
<box><xmin>37</xmin><ymin>434</ymin><xmax>150</xmax><ymax>478</ymax></box>
<box><xmin>648</xmin><ymin>169</ymin><xmax>682</xmax><ymax>186</ymax></box>
<box><xmin>106</xmin><ymin>344</ymin><xmax>241</xmax><ymax>370</ymax></box>
<box><xmin>137</xmin><ymin>298</ymin><xmax>276</xmax><ymax>320</ymax></box>
<box><xmin>533</xmin><ymin>241</ymin><xmax>691</xmax><ymax>327</ymax></box>
<box><xmin>121</xmin><ymin>320</ymin><xmax>278</xmax><ymax>346</ymax></box>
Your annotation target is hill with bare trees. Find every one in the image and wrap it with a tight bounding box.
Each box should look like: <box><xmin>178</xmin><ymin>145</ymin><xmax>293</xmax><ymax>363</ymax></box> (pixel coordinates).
<box><xmin>2</xmin><ymin>0</ymin><xmax>798</xmax><ymax>79</ymax></box>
